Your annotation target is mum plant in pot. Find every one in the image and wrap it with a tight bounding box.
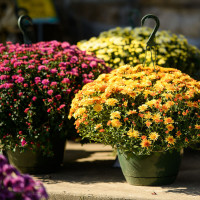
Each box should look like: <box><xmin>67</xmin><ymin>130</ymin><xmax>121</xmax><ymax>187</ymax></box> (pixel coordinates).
<box><xmin>69</xmin><ymin>63</ymin><xmax>200</xmax><ymax>185</ymax></box>
<box><xmin>77</xmin><ymin>23</ymin><xmax>200</xmax><ymax>80</ymax></box>
<box><xmin>0</xmin><ymin>40</ymin><xmax>110</xmax><ymax>173</ymax></box>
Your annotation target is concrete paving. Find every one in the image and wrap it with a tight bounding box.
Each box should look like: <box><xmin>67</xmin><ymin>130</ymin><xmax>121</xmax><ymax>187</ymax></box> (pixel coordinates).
<box><xmin>34</xmin><ymin>141</ymin><xmax>200</xmax><ymax>200</ymax></box>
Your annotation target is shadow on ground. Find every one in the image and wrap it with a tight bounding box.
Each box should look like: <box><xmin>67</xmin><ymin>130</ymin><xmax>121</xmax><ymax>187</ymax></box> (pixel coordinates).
<box><xmin>35</xmin><ymin>148</ymin><xmax>125</xmax><ymax>185</ymax></box>
<box><xmin>162</xmin><ymin>149</ymin><xmax>200</xmax><ymax>197</ymax></box>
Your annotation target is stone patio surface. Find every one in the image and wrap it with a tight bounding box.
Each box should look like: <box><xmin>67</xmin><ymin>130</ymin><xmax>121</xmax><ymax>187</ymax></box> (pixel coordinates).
<box><xmin>33</xmin><ymin>141</ymin><xmax>200</xmax><ymax>200</ymax></box>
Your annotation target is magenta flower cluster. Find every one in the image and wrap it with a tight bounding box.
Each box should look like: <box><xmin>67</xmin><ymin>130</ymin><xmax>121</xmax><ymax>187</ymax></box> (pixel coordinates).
<box><xmin>0</xmin><ymin>154</ymin><xmax>48</xmax><ymax>200</ymax></box>
<box><xmin>0</xmin><ymin>41</ymin><xmax>110</xmax><ymax>155</ymax></box>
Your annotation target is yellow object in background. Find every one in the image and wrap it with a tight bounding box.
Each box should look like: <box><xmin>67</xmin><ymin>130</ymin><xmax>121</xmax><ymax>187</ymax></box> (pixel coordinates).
<box><xmin>17</xmin><ymin>0</ymin><xmax>57</xmax><ymax>20</ymax></box>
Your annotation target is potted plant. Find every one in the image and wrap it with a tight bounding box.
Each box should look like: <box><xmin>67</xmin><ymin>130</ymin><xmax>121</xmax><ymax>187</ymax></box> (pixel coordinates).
<box><xmin>0</xmin><ymin>40</ymin><xmax>110</xmax><ymax>173</ymax></box>
<box><xmin>0</xmin><ymin>154</ymin><xmax>48</xmax><ymax>199</ymax></box>
<box><xmin>69</xmin><ymin>64</ymin><xmax>200</xmax><ymax>185</ymax></box>
<box><xmin>77</xmin><ymin>26</ymin><xmax>200</xmax><ymax>80</ymax></box>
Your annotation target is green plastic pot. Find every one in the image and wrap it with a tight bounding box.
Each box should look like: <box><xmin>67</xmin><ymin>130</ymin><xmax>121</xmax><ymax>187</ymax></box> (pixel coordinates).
<box><xmin>117</xmin><ymin>149</ymin><xmax>183</xmax><ymax>186</ymax></box>
<box><xmin>6</xmin><ymin>137</ymin><xmax>67</xmax><ymax>174</ymax></box>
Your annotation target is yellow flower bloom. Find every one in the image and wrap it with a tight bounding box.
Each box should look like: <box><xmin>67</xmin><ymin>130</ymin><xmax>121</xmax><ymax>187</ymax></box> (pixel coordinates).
<box><xmin>166</xmin><ymin>124</ymin><xmax>174</xmax><ymax>131</ymax></box>
<box><xmin>95</xmin><ymin>124</ymin><xmax>102</xmax><ymax>130</ymax></box>
<box><xmin>105</xmin><ymin>98</ymin><xmax>119</xmax><ymax>106</ymax></box>
<box><xmin>127</xmin><ymin>129</ymin><xmax>140</xmax><ymax>138</ymax></box>
<box><xmin>149</xmin><ymin>132</ymin><xmax>159</xmax><ymax>141</ymax></box>
<box><xmin>165</xmin><ymin>135</ymin><xmax>176</xmax><ymax>145</ymax></box>
<box><xmin>138</xmin><ymin>104</ymin><xmax>148</xmax><ymax>112</ymax></box>
<box><xmin>195</xmin><ymin>125</ymin><xmax>200</xmax><ymax>129</ymax></box>
<box><xmin>110</xmin><ymin>111</ymin><xmax>121</xmax><ymax>119</ymax></box>
<box><xmin>111</xmin><ymin>119</ymin><xmax>122</xmax><ymax>128</ymax></box>
<box><xmin>164</xmin><ymin>117</ymin><xmax>174</xmax><ymax>124</ymax></box>
<box><xmin>73</xmin><ymin>107</ymin><xmax>86</xmax><ymax>118</ymax></box>
<box><xmin>93</xmin><ymin>104</ymin><xmax>103</xmax><ymax>112</ymax></box>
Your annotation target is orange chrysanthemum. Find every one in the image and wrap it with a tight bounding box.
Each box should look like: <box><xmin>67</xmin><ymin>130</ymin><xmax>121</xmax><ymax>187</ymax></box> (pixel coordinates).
<box><xmin>165</xmin><ymin>135</ymin><xmax>176</xmax><ymax>145</ymax></box>
<box><xmin>141</xmin><ymin>139</ymin><xmax>151</xmax><ymax>148</ymax></box>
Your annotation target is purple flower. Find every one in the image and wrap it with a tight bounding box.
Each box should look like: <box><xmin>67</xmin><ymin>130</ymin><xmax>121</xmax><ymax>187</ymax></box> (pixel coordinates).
<box><xmin>2</xmin><ymin>164</ymin><xmax>19</xmax><ymax>175</ymax></box>
<box><xmin>41</xmin><ymin>79</ymin><xmax>49</xmax><ymax>85</ymax></box>
<box><xmin>70</xmin><ymin>56</ymin><xmax>78</xmax><ymax>63</ymax></box>
<box><xmin>0</xmin><ymin>154</ymin><xmax>8</xmax><ymax>166</ymax></box>
<box><xmin>11</xmin><ymin>176</ymin><xmax>25</xmax><ymax>193</ymax></box>
<box><xmin>0</xmin><ymin>155</ymin><xmax>48</xmax><ymax>199</ymax></box>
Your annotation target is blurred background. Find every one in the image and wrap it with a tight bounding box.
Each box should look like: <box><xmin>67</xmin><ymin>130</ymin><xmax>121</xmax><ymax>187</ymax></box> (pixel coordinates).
<box><xmin>0</xmin><ymin>0</ymin><xmax>200</xmax><ymax>47</ymax></box>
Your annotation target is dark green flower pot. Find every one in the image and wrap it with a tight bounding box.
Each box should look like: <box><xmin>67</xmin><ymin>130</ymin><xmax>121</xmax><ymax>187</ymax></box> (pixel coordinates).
<box><xmin>6</xmin><ymin>137</ymin><xmax>67</xmax><ymax>174</ymax></box>
<box><xmin>117</xmin><ymin>149</ymin><xmax>183</xmax><ymax>186</ymax></box>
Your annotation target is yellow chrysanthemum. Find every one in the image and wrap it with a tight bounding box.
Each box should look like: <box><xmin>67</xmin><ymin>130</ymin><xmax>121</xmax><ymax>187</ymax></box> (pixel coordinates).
<box><xmin>111</xmin><ymin>119</ymin><xmax>122</xmax><ymax>128</ymax></box>
<box><xmin>105</xmin><ymin>98</ymin><xmax>118</xmax><ymax>106</ymax></box>
<box><xmin>138</xmin><ymin>104</ymin><xmax>148</xmax><ymax>112</ymax></box>
<box><xmin>165</xmin><ymin>135</ymin><xmax>176</xmax><ymax>145</ymax></box>
<box><xmin>164</xmin><ymin>117</ymin><xmax>174</xmax><ymax>124</ymax></box>
<box><xmin>127</xmin><ymin>129</ymin><xmax>140</xmax><ymax>138</ymax></box>
<box><xmin>73</xmin><ymin>107</ymin><xmax>86</xmax><ymax>118</ymax></box>
<box><xmin>166</xmin><ymin>124</ymin><xmax>174</xmax><ymax>131</ymax></box>
<box><xmin>110</xmin><ymin>111</ymin><xmax>121</xmax><ymax>119</ymax></box>
<box><xmin>149</xmin><ymin>132</ymin><xmax>159</xmax><ymax>141</ymax></box>
<box><xmin>93</xmin><ymin>104</ymin><xmax>103</xmax><ymax>112</ymax></box>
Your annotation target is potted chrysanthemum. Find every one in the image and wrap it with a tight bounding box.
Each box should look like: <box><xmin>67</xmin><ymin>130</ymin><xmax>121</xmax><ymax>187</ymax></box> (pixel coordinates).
<box><xmin>77</xmin><ymin>26</ymin><xmax>200</xmax><ymax>80</ymax></box>
<box><xmin>69</xmin><ymin>64</ymin><xmax>200</xmax><ymax>185</ymax></box>
<box><xmin>0</xmin><ymin>41</ymin><xmax>110</xmax><ymax>173</ymax></box>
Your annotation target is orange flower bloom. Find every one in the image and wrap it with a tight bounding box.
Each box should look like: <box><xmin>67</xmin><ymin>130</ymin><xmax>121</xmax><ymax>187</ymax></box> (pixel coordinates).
<box><xmin>145</xmin><ymin>120</ymin><xmax>152</xmax><ymax>128</ymax></box>
<box><xmin>99</xmin><ymin>129</ymin><xmax>105</xmax><ymax>132</ymax></box>
<box><xmin>164</xmin><ymin>117</ymin><xmax>174</xmax><ymax>124</ymax></box>
<box><xmin>110</xmin><ymin>111</ymin><xmax>121</xmax><ymax>119</ymax></box>
<box><xmin>141</xmin><ymin>139</ymin><xmax>151</xmax><ymax>148</ymax></box>
<box><xmin>111</xmin><ymin>119</ymin><xmax>122</xmax><ymax>128</ymax></box>
<box><xmin>166</xmin><ymin>124</ymin><xmax>174</xmax><ymax>131</ymax></box>
<box><xmin>195</xmin><ymin>125</ymin><xmax>200</xmax><ymax>129</ymax></box>
<box><xmin>176</xmin><ymin>131</ymin><xmax>182</xmax><ymax>138</ymax></box>
<box><xmin>107</xmin><ymin>120</ymin><xmax>111</xmax><ymax>126</ymax></box>
<box><xmin>165</xmin><ymin>135</ymin><xmax>176</xmax><ymax>145</ymax></box>
<box><xmin>95</xmin><ymin>124</ymin><xmax>102</xmax><ymax>130</ymax></box>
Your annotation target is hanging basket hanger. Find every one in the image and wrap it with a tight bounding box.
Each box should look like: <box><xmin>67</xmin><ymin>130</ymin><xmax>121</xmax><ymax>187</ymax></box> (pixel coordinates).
<box><xmin>141</xmin><ymin>14</ymin><xmax>160</xmax><ymax>68</ymax></box>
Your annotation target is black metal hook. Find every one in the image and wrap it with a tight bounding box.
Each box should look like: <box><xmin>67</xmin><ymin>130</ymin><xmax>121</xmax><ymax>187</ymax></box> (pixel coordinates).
<box><xmin>141</xmin><ymin>14</ymin><xmax>160</xmax><ymax>47</ymax></box>
<box><xmin>18</xmin><ymin>15</ymin><xmax>34</xmax><ymax>45</ymax></box>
